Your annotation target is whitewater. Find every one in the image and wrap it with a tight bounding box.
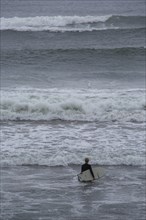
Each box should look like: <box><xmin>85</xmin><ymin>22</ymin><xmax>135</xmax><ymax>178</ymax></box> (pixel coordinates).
<box><xmin>1</xmin><ymin>0</ymin><xmax>145</xmax><ymax>220</ymax></box>
<box><xmin>1</xmin><ymin>113</ymin><xmax>145</xmax><ymax>167</ymax></box>
<box><xmin>1</xmin><ymin>88</ymin><xmax>145</xmax><ymax>122</ymax></box>
<box><xmin>1</xmin><ymin>88</ymin><xmax>145</xmax><ymax>167</ymax></box>
<box><xmin>1</xmin><ymin>15</ymin><xmax>145</xmax><ymax>31</ymax></box>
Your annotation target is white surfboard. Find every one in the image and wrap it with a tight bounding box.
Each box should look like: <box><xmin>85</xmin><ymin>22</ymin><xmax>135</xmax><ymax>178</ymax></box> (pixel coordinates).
<box><xmin>77</xmin><ymin>167</ymin><xmax>105</xmax><ymax>182</ymax></box>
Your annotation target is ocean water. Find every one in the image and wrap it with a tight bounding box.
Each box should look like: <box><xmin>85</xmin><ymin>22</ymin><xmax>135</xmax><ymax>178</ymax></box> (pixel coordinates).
<box><xmin>0</xmin><ymin>0</ymin><xmax>146</xmax><ymax>219</ymax></box>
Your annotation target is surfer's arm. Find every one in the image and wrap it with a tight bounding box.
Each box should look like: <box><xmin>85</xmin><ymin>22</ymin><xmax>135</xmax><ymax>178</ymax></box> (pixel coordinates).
<box><xmin>81</xmin><ymin>165</ymin><xmax>83</xmax><ymax>173</ymax></box>
<box><xmin>89</xmin><ymin>166</ymin><xmax>95</xmax><ymax>179</ymax></box>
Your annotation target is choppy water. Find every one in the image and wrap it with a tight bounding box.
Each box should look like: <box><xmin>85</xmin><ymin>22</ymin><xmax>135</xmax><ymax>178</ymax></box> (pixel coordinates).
<box><xmin>1</xmin><ymin>0</ymin><xmax>146</xmax><ymax>219</ymax></box>
<box><xmin>1</xmin><ymin>166</ymin><xmax>146</xmax><ymax>220</ymax></box>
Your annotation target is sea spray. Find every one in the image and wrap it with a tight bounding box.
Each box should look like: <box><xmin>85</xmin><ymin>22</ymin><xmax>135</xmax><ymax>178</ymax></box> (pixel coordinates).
<box><xmin>1</xmin><ymin>15</ymin><xmax>145</xmax><ymax>31</ymax></box>
<box><xmin>1</xmin><ymin>88</ymin><xmax>145</xmax><ymax>122</ymax></box>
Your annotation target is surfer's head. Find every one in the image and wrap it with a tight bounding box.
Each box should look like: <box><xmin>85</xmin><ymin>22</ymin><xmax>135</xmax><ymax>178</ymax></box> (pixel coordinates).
<box><xmin>85</xmin><ymin>158</ymin><xmax>89</xmax><ymax>163</ymax></box>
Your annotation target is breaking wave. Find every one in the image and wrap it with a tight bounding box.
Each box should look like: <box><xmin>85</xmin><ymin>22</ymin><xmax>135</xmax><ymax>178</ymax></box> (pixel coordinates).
<box><xmin>1</xmin><ymin>88</ymin><xmax>145</xmax><ymax>123</ymax></box>
<box><xmin>1</xmin><ymin>15</ymin><xmax>145</xmax><ymax>32</ymax></box>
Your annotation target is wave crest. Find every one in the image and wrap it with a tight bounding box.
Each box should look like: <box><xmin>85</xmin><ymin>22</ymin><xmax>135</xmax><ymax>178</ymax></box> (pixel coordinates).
<box><xmin>1</xmin><ymin>15</ymin><xmax>145</xmax><ymax>32</ymax></box>
<box><xmin>1</xmin><ymin>88</ymin><xmax>145</xmax><ymax>123</ymax></box>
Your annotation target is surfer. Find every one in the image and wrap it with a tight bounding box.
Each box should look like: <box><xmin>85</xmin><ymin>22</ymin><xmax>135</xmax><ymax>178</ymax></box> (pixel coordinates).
<box><xmin>81</xmin><ymin>158</ymin><xmax>95</xmax><ymax>179</ymax></box>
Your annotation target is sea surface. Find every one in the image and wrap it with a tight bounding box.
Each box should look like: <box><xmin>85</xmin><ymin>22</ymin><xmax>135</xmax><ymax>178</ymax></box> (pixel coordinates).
<box><xmin>0</xmin><ymin>0</ymin><xmax>146</xmax><ymax>220</ymax></box>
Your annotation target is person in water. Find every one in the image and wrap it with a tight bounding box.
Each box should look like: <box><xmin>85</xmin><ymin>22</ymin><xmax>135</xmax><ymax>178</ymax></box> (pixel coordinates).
<box><xmin>81</xmin><ymin>158</ymin><xmax>95</xmax><ymax>179</ymax></box>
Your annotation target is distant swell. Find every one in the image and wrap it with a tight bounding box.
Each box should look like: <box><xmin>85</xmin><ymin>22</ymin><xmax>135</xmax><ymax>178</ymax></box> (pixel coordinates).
<box><xmin>1</xmin><ymin>47</ymin><xmax>145</xmax><ymax>62</ymax></box>
<box><xmin>0</xmin><ymin>15</ymin><xmax>145</xmax><ymax>32</ymax></box>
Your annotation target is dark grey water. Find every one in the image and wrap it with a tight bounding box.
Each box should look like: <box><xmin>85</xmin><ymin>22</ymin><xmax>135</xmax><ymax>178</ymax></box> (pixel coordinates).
<box><xmin>1</xmin><ymin>1</ymin><xmax>146</xmax><ymax>219</ymax></box>
<box><xmin>1</xmin><ymin>166</ymin><xmax>146</xmax><ymax>220</ymax></box>
<box><xmin>1</xmin><ymin>0</ymin><xmax>145</xmax><ymax>89</ymax></box>
<box><xmin>1</xmin><ymin>0</ymin><xmax>145</xmax><ymax>17</ymax></box>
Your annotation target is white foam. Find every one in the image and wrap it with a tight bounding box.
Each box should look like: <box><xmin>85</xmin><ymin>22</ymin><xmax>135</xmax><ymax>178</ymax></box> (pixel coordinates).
<box><xmin>0</xmin><ymin>15</ymin><xmax>112</xmax><ymax>31</ymax></box>
<box><xmin>1</xmin><ymin>119</ymin><xmax>145</xmax><ymax>166</ymax></box>
<box><xmin>1</xmin><ymin>89</ymin><xmax>146</xmax><ymax>166</ymax></box>
<box><xmin>1</xmin><ymin>88</ymin><xmax>145</xmax><ymax>123</ymax></box>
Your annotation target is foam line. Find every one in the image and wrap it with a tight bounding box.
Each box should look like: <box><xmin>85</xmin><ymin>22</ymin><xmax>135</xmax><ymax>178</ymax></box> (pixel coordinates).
<box><xmin>1</xmin><ymin>15</ymin><xmax>145</xmax><ymax>31</ymax></box>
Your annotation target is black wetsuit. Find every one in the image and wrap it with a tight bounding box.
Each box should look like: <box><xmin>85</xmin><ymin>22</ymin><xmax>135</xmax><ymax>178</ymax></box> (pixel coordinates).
<box><xmin>81</xmin><ymin>163</ymin><xmax>95</xmax><ymax>178</ymax></box>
